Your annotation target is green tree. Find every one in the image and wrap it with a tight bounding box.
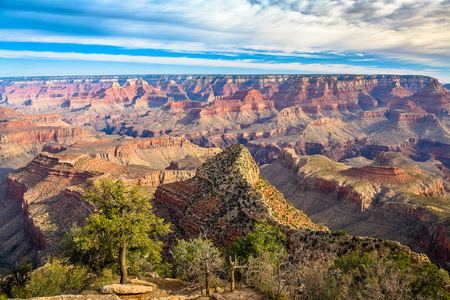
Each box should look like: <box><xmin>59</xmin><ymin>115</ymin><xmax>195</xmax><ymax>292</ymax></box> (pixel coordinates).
<box><xmin>72</xmin><ymin>179</ymin><xmax>170</xmax><ymax>284</ymax></box>
<box><xmin>231</xmin><ymin>220</ymin><xmax>289</xmax><ymax>299</ymax></box>
<box><xmin>231</xmin><ymin>220</ymin><xmax>287</xmax><ymax>262</ymax></box>
<box><xmin>411</xmin><ymin>261</ymin><xmax>450</xmax><ymax>299</ymax></box>
<box><xmin>61</xmin><ymin>225</ymin><xmax>116</xmax><ymax>274</ymax></box>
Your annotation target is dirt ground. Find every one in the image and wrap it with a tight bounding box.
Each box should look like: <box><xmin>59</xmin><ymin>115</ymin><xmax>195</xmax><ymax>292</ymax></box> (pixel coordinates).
<box><xmin>83</xmin><ymin>274</ymin><xmax>262</xmax><ymax>300</ymax></box>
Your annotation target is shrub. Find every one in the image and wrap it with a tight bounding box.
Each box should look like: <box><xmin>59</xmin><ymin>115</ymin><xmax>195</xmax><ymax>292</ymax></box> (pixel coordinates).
<box><xmin>331</xmin><ymin>230</ymin><xmax>347</xmax><ymax>237</ymax></box>
<box><xmin>91</xmin><ymin>268</ymin><xmax>113</xmax><ymax>290</ymax></box>
<box><xmin>411</xmin><ymin>262</ymin><xmax>450</xmax><ymax>299</ymax></box>
<box><xmin>0</xmin><ymin>259</ymin><xmax>32</xmax><ymax>297</ymax></box>
<box><xmin>231</xmin><ymin>220</ymin><xmax>286</xmax><ymax>263</ymax></box>
<box><xmin>246</xmin><ymin>250</ymin><xmax>289</xmax><ymax>300</ymax></box>
<box><xmin>172</xmin><ymin>236</ymin><xmax>223</xmax><ymax>283</ymax></box>
<box><xmin>11</xmin><ymin>258</ymin><xmax>87</xmax><ymax>298</ymax></box>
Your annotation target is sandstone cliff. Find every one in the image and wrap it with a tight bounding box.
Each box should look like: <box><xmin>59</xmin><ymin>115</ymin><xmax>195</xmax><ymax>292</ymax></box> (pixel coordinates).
<box><xmin>4</xmin><ymin>75</ymin><xmax>449</xmax><ymax>172</ymax></box>
<box><xmin>0</xmin><ymin>110</ymin><xmax>96</xmax><ymax>172</ymax></box>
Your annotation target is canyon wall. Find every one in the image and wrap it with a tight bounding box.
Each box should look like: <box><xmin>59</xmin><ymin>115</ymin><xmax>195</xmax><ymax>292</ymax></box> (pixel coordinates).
<box><xmin>261</xmin><ymin>149</ymin><xmax>450</xmax><ymax>268</ymax></box>
<box><xmin>0</xmin><ymin>137</ymin><xmax>220</xmax><ymax>265</ymax></box>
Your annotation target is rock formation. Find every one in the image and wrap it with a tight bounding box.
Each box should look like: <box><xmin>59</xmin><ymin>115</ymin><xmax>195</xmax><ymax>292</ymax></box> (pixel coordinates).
<box><xmin>1</xmin><ymin>74</ymin><xmax>450</xmax><ymax>271</ymax></box>
<box><xmin>153</xmin><ymin>144</ymin><xmax>324</xmax><ymax>248</ymax></box>
<box><xmin>153</xmin><ymin>144</ymin><xmax>427</xmax><ymax>264</ymax></box>
<box><xmin>1</xmin><ymin>137</ymin><xmax>220</xmax><ymax>265</ymax></box>
<box><xmin>0</xmin><ymin>110</ymin><xmax>96</xmax><ymax>177</ymax></box>
<box><xmin>2</xmin><ymin>75</ymin><xmax>448</xmax><ymax>171</ymax></box>
<box><xmin>260</xmin><ymin>149</ymin><xmax>450</xmax><ymax>268</ymax></box>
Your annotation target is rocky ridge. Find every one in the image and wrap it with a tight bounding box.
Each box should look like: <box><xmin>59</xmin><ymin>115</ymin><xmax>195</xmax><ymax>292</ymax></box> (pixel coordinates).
<box><xmin>153</xmin><ymin>144</ymin><xmax>324</xmax><ymax>248</ymax></box>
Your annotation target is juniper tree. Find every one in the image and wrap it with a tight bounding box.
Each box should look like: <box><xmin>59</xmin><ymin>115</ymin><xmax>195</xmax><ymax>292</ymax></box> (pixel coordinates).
<box><xmin>73</xmin><ymin>179</ymin><xmax>170</xmax><ymax>284</ymax></box>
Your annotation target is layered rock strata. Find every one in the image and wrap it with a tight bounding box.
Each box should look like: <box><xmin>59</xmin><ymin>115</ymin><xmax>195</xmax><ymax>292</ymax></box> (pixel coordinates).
<box><xmin>153</xmin><ymin>144</ymin><xmax>324</xmax><ymax>248</ymax></box>
<box><xmin>261</xmin><ymin>149</ymin><xmax>450</xmax><ymax>268</ymax></box>
<box><xmin>3</xmin><ymin>75</ymin><xmax>450</xmax><ymax>173</ymax></box>
<box><xmin>1</xmin><ymin>137</ymin><xmax>219</xmax><ymax>265</ymax></box>
<box><xmin>153</xmin><ymin>144</ymin><xmax>428</xmax><ymax>265</ymax></box>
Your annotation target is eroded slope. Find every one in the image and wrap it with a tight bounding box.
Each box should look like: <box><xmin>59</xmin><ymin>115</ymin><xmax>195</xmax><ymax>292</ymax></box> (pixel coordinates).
<box><xmin>261</xmin><ymin>149</ymin><xmax>450</xmax><ymax>268</ymax></box>
<box><xmin>154</xmin><ymin>144</ymin><xmax>324</xmax><ymax>248</ymax></box>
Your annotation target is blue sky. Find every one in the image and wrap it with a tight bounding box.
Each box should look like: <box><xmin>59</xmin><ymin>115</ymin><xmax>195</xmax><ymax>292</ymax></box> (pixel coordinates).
<box><xmin>0</xmin><ymin>0</ymin><xmax>449</xmax><ymax>82</ymax></box>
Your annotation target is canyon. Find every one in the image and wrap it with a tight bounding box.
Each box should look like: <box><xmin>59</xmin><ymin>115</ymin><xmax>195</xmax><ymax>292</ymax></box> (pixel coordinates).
<box><xmin>261</xmin><ymin>149</ymin><xmax>450</xmax><ymax>267</ymax></box>
<box><xmin>1</xmin><ymin>74</ymin><xmax>450</xmax><ymax>270</ymax></box>
<box><xmin>1</xmin><ymin>136</ymin><xmax>219</xmax><ymax>266</ymax></box>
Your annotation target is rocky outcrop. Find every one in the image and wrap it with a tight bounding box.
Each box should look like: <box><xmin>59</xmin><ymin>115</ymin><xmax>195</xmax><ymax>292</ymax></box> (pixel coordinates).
<box><xmin>153</xmin><ymin>144</ymin><xmax>429</xmax><ymax>267</ymax></box>
<box><xmin>153</xmin><ymin>144</ymin><xmax>324</xmax><ymax>249</ymax></box>
<box><xmin>408</xmin><ymin>79</ymin><xmax>450</xmax><ymax>115</ymax></box>
<box><xmin>0</xmin><ymin>106</ymin><xmax>22</xmax><ymax>118</ymax></box>
<box><xmin>342</xmin><ymin>166</ymin><xmax>413</xmax><ymax>185</ymax></box>
<box><xmin>100</xmin><ymin>284</ymin><xmax>154</xmax><ymax>295</ymax></box>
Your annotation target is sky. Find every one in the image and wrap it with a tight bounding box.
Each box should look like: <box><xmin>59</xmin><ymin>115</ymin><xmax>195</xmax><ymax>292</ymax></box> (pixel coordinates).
<box><xmin>0</xmin><ymin>0</ymin><xmax>449</xmax><ymax>82</ymax></box>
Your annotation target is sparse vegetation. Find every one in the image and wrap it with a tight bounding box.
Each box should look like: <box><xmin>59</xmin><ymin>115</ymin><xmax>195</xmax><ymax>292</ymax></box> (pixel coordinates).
<box><xmin>172</xmin><ymin>235</ymin><xmax>223</xmax><ymax>295</ymax></box>
<box><xmin>10</xmin><ymin>258</ymin><xmax>87</xmax><ymax>298</ymax></box>
<box><xmin>0</xmin><ymin>260</ymin><xmax>32</xmax><ymax>298</ymax></box>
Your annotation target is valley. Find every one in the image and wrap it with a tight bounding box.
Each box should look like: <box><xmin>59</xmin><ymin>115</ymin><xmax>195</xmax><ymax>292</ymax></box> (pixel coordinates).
<box><xmin>1</xmin><ymin>74</ymin><xmax>450</xmax><ymax>272</ymax></box>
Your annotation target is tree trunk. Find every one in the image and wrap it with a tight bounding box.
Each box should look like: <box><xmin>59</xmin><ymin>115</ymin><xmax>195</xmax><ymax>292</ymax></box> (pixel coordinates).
<box><xmin>205</xmin><ymin>259</ymin><xmax>210</xmax><ymax>295</ymax></box>
<box><xmin>119</xmin><ymin>242</ymin><xmax>128</xmax><ymax>284</ymax></box>
<box><xmin>231</xmin><ymin>265</ymin><xmax>236</xmax><ymax>292</ymax></box>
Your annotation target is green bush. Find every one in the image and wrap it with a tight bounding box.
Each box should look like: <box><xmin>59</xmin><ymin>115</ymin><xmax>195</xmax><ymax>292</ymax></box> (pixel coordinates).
<box><xmin>90</xmin><ymin>268</ymin><xmax>114</xmax><ymax>290</ymax></box>
<box><xmin>231</xmin><ymin>220</ymin><xmax>287</xmax><ymax>263</ymax></box>
<box><xmin>331</xmin><ymin>230</ymin><xmax>347</xmax><ymax>237</ymax></box>
<box><xmin>172</xmin><ymin>236</ymin><xmax>223</xmax><ymax>283</ymax></box>
<box><xmin>11</xmin><ymin>258</ymin><xmax>88</xmax><ymax>298</ymax></box>
<box><xmin>322</xmin><ymin>251</ymin><xmax>450</xmax><ymax>300</ymax></box>
<box><xmin>411</xmin><ymin>262</ymin><xmax>450</xmax><ymax>299</ymax></box>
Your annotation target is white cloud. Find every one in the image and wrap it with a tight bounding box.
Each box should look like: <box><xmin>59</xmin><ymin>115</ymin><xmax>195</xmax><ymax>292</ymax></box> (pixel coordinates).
<box><xmin>1</xmin><ymin>0</ymin><xmax>449</xmax><ymax>73</ymax></box>
<box><xmin>0</xmin><ymin>49</ymin><xmax>442</xmax><ymax>79</ymax></box>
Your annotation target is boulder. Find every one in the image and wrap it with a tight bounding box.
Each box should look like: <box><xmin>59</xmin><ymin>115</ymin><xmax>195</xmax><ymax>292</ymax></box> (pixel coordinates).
<box><xmin>212</xmin><ymin>293</ymin><xmax>225</xmax><ymax>300</ymax></box>
<box><xmin>100</xmin><ymin>284</ymin><xmax>153</xmax><ymax>294</ymax></box>
<box><xmin>128</xmin><ymin>278</ymin><xmax>156</xmax><ymax>287</ymax></box>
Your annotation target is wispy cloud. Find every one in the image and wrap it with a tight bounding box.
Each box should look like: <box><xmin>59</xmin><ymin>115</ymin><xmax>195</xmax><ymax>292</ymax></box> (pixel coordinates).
<box><xmin>0</xmin><ymin>0</ymin><xmax>449</xmax><ymax>80</ymax></box>
<box><xmin>0</xmin><ymin>49</ymin><xmax>441</xmax><ymax>77</ymax></box>
<box><xmin>2</xmin><ymin>1</ymin><xmax>449</xmax><ymax>60</ymax></box>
